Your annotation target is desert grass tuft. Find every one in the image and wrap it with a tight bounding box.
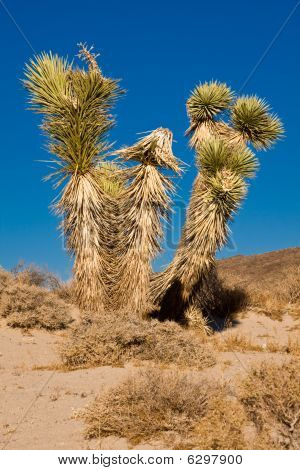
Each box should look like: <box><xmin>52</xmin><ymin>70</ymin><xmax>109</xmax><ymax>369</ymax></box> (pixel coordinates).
<box><xmin>211</xmin><ymin>333</ymin><xmax>264</xmax><ymax>352</ymax></box>
<box><xmin>265</xmin><ymin>338</ymin><xmax>300</xmax><ymax>355</ymax></box>
<box><xmin>60</xmin><ymin>311</ymin><xmax>215</xmax><ymax>369</ymax></box>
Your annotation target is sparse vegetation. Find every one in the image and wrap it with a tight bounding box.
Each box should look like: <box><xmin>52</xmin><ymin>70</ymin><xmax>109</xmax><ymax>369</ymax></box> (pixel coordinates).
<box><xmin>11</xmin><ymin>261</ymin><xmax>61</xmax><ymax>290</ymax></box>
<box><xmin>188</xmin><ymin>394</ymin><xmax>249</xmax><ymax>450</ymax></box>
<box><xmin>81</xmin><ymin>368</ymin><xmax>214</xmax><ymax>445</ymax></box>
<box><xmin>60</xmin><ymin>312</ymin><xmax>215</xmax><ymax>369</ymax></box>
<box><xmin>212</xmin><ymin>333</ymin><xmax>264</xmax><ymax>352</ymax></box>
<box><xmin>81</xmin><ymin>361</ymin><xmax>299</xmax><ymax>449</ymax></box>
<box><xmin>9</xmin><ymin>41</ymin><xmax>297</xmax><ymax>452</ymax></box>
<box><xmin>240</xmin><ymin>361</ymin><xmax>300</xmax><ymax>449</ymax></box>
<box><xmin>0</xmin><ymin>267</ymin><xmax>73</xmax><ymax>330</ymax></box>
<box><xmin>266</xmin><ymin>338</ymin><xmax>300</xmax><ymax>355</ymax></box>
<box><xmin>219</xmin><ymin>254</ymin><xmax>300</xmax><ymax>321</ymax></box>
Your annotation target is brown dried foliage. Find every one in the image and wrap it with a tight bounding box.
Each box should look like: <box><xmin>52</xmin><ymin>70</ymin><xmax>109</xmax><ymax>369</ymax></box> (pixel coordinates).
<box><xmin>60</xmin><ymin>311</ymin><xmax>215</xmax><ymax>369</ymax></box>
<box><xmin>0</xmin><ymin>268</ymin><xmax>73</xmax><ymax>330</ymax></box>
<box><xmin>240</xmin><ymin>361</ymin><xmax>300</xmax><ymax>449</ymax></box>
<box><xmin>81</xmin><ymin>362</ymin><xmax>299</xmax><ymax>450</ymax></box>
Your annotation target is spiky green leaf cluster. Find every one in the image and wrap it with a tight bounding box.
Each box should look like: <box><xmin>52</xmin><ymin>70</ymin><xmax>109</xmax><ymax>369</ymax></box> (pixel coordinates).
<box><xmin>187</xmin><ymin>81</ymin><xmax>234</xmax><ymax>123</ymax></box>
<box><xmin>231</xmin><ymin>96</ymin><xmax>284</xmax><ymax>149</ymax></box>
<box><xmin>196</xmin><ymin>137</ymin><xmax>258</xmax><ymax>179</ymax></box>
<box><xmin>95</xmin><ymin>162</ymin><xmax>124</xmax><ymax>197</ymax></box>
<box><xmin>206</xmin><ymin>170</ymin><xmax>247</xmax><ymax>215</ymax></box>
<box><xmin>24</xmin><ymin>52</ymin><xmax>122</xmax><ymax>186</ymax></box>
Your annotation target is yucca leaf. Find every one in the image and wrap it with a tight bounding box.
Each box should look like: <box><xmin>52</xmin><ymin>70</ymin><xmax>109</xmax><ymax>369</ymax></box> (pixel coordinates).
<box><xmin>196</xmin><ymin>137</ymin><xmax>258</xmax><ymax>178</ymax></box>
<box><xmin>231</xmin><ymin>96</ymin><xmax>284</xmax><ymax>149</ymax></box>
<box><xmin>187</xmin><ymin>81</ymin><xmax>234</xmax><ymax>123</ymax></box>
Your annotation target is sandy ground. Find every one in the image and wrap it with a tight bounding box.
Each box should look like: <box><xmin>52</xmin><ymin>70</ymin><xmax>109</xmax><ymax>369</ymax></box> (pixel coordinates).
<box><xmin>0</xmin><ymin>312</ymin><xmax>299</xmax><ymax>450</ymax></box>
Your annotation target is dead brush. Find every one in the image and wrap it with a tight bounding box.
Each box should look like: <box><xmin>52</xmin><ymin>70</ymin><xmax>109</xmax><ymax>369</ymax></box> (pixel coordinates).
<box><xmin>226</xmin><ymin>264</ymin><xmax>300</xmax><ymax>321</ymax></box>
<box><xmin>80</xmin><ymin>368</ymin><xmax>260</xmax><ymax>449</ymax></box>
<box><xmin>80</xmin><ymin>368</ymin><xmax>213</xmax><ymax>445</ymax></box>
<box><xmin>53</xmin><ymin>280</ymin><xmax>76</xmax><ymax>303</ymax></box>
<box><xmin>0</xmin><ymin>280</ymin><xmax>73</xmax><ymax>330</ymax></box>
<box><xmin>278</xmin><ymin>265</ymin><xmax>300</xmax><ymax>305</ymax></box>
<box><xmin>240</xmin><ymin>361</ymin><xmax>300</xmax><ymax>449</ymax></box>
<box><xmin>211</xmin><ymin>333</ymin><xmax>264</xmax><ymax>352</ymax></box>
<box><xmin>247</xmin><ymin>288</ymin><xmax>286</xmax><ymax>320</ymax></box>
<box><xmin>265</xmin><ymin>338</ymin><xmax>300</xmax><ymax>355</ymax></box>
<box><xmin>11</xmin><ymin>262</ymin><xmax>61</xmax><ymax>290</ymax></box>
<box><xmin>184</xmin><ymin>394</ymin><xmax>249</xmax><ymax>450</ymax></box>
<box><xmin>60</xmin><ymin>311</ymin><xmax>215</xmax><ymax>369</ymax></box>
<box><xmin>3</xmin><ymin>262</ymin><xmax>75</xmax><ymax>303</ymax></box>
<box><xmin>0</xmin><ymin>268</ymin><xmax>13</xmax><ymax>294</ymax></box>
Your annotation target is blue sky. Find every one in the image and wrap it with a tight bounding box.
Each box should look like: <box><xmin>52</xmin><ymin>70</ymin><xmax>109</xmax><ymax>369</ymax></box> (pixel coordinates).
<box><xmin>0</xmin><ymin>0</ymin><xmax>299</xmax><ymax>279</ymax></box>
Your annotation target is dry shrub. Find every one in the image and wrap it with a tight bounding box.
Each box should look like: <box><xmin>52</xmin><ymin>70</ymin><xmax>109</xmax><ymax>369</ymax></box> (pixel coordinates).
<box><xmin>265</xmin><ymin>338</ymin><xmax>300</xmax><ymax>355</ymax></box>
<box><xmin>81</xmin><ymin>368</ymin><xmax>212</xmax><ymax>445</ymax></box>
<box><xmin>11</xmin><ymin>261</ymin><xmax>61</xmax><ymax>289</ymax></box>
<box><xmin>225</xmin><ymin>264</ymin><xmax>300</xmax><ymax>320</ymax></box>
<box><xmin>278</xmin><ymin>265</ymin><xmax>300</xmax><ymax>304</ymax></box>
<box><xmin>240</xmin><ymin>361</ymin><xmax>300</xmax><ymax>449</ymax></box>
<box><xmin>53</xmin><ymin>281</ymin><xmax>76</xmax><ymax>303</ymax></box>
<box><xmin>188</xmin><ymin>395</ymin><xmax>249</xmax><ymax>450</ymax></box>
<box><xmin>212</xmin><ymin>333</ymin><xmax>264</xmax><ymax>352</ymax></box>
<box><xmin>60</xmin><ymin>311</ymin><xmax>215</xmax><ymax>369</ymax></box>
<box><xmin>81</xmin><ymin>363</ymin><xmax>300</xmax><ymax>449</ymax></box>
<box><xmin>0</xmin><ymin>277</ymin><xmax>73</xmax><ymax>330</ymax></box>
<box><xmin>0</xmin><ymin>269</ymin><xmax>13</xmax><ymax>293</ymax></box>
<box><xmin>8</xmin><ymin>262</ymin><xmax>75</xmax><ymax>303</ymax></box>
<box><xmin>81</xmin><ymin>368</ymin><xmax>252</xmax><ymax>449</ymax></box>
<box><xmin>247</xmin><ymin>289</ymin><xmax>286</xmax><ymax>320</ymax></box>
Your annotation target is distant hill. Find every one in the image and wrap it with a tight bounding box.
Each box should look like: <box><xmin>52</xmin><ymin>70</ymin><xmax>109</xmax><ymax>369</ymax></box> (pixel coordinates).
<box><xmin>217</xmin><ymin>247</ymin><xmax>300</xmax><ymax>287</ymax></box>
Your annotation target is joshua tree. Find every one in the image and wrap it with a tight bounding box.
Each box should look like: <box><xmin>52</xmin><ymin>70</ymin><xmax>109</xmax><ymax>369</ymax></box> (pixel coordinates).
<box><xmin>25</xmin><ymin>44</ymin><xmax>283</xmax><ymax>322</ymax></box>
<box><xmin>150</xmin><ymin>81</ymin><xmax>283</xmax><ymax>320</ymax></box>
<box><xmin>115</xmin><ymin>128</ymin><xmax>181</xmax><ymax>314</ymax></box>
<box><xmin>24</xmin><ymin>45</ymin><xmax>122</xmax><ymax>311</ymax></box>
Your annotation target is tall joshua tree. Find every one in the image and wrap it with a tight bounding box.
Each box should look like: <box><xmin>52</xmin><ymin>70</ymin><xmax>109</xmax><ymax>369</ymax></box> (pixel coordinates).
<box><xmin>24</xmin><ymin>43</ymin><xmax>283</xmax><ymax>320</ymax></box>
<box><xmin>151</xmin><ymin>81</ymin><xmax>283</xmax><ymax>320</ymax></box>
<box><xmin>24</xmin><ymin>45</ymin><xmax>122</xmax><ymax>311</ymax></box>
<box><xmin>115</xmin><ymin>128</ymin><xmax>181</xmax><ymax>314</ymax></box>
